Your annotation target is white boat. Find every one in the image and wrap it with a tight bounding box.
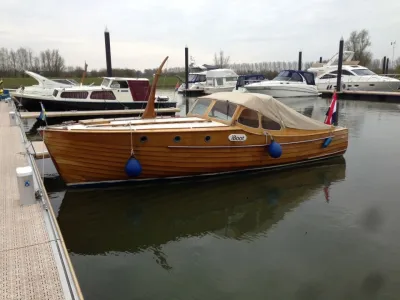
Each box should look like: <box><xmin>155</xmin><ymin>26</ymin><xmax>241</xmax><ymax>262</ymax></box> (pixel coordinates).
<box><xmin>238</xmin><ymin>70</ymin><xmax>319</xmax><ymax>98</ymax></box>
<box><xmin>177</xmin><ymin>71</ymin><xmax>207</xmax><ymax>94</ymax></box>
<box><xmin>203</xmin><ymin>69</ymin><xmax>239</xmax><ymax>94</ymax></box>
<box><xmin>308</xmin><ymin>51</ymin><xmax>400</xmax><ymax>92</ymax></box>
<box><xmin>13</xmin><ymin>76</ymin><xmax>174</xmax><ymax>112</ymax></box>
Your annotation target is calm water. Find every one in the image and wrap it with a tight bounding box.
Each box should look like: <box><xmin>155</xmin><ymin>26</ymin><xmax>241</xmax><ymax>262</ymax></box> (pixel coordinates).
<box><xmin>41</xmin><ymin>91</ymin><xmax>400</xmax><ymax>300</ymax></box>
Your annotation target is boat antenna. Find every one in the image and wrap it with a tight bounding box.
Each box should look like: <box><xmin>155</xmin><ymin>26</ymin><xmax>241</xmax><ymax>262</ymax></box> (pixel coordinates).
<box><xmin>80</xmin><ymin>61</ymin><xmax>88</xmax><ymax>86</ymax></box>
<box><xmin>142</xmin><ymin>56</ymin><xmax>169</xmax><ymax>119</ymax></box>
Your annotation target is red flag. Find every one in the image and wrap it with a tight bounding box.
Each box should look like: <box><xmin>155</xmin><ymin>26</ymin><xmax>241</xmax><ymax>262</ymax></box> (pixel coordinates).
<box><xmin>175</xmin><ymin>81</ymin><xmax>180</xmax><ymax>92</ymax></box>
<box><xmin>324</xmin><ymin>91</ymin><xmax>337</xmax><ymax>125</ymax></box>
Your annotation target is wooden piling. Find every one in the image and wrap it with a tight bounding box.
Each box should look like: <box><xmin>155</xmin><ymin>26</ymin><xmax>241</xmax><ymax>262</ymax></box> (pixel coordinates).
<box><xmin>185</xmin><ymin>46</ymin><xmax>189</xmax><ymax>114</ymax></box>
<box><xmin>104</xmin><ymin>29</ymin><xmax>112</xmax><ymax>77</ymax></box>
<box><xmin>298</xmin><ymin>51</ymin><xmax>302</xmax><ymax>70</ymax></box>
<box><xmin>335</xmin><ymin>37</ymin><xmax>344</xmax><ymax>126</ymax></box>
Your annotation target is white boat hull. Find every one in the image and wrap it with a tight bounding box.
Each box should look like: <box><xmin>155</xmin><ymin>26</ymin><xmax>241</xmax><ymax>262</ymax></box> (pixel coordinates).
<box><xmin>243</xmin><ymin>84</ymin><xmax>319</xmax><ymax>98</ymax></box>
<box><xmin>203</xmin><ymin>86</ymin><xmax>237</xmax><ymax>94</ymax></box>
<box><xmin>317</xmin><ymin>80</ymin><xmax>400</xmax><ymax>92</ymax></box>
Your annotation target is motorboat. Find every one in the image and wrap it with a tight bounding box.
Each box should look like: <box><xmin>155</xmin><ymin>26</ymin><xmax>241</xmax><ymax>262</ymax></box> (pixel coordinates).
<box><xmin>307</xmin><ymin>51</ymin><xmax>358</xmax><ymax>77</ymax></box>
<box><xmin>14</xmin><ymin>76</ymin><xmax>174</xmax><ymax>112</ymax></box>
<box><xmin>238</xmin><ymin>70</ymin><xmax>319</xmax><ymax>97</ymax></box>
<box><xmin>203</xmin><ymin>69</ymin><xmax>239</xmax><ymax>94</ymax></box>
<box><xmin>308</xmin><ymin>51</ymin><xmax>400</xmax><ymax>92</ymax></box>
<box><xmin>313</xmin><ymin>66</ymin><xmax>400</xmax><ymax>92</ymax></box>
<box><xmin>177</xmin><ymin>71</ymin><xmax>207</xmax><ymax>95</ymax></box>
<box><xmin>40</xmin><ymin>58</ymin><xmax>348</xmax><ymax>186</ymax></box>
<box><xmin>233</xmin><ymin>74</ymin><xmax>267</xmax><ymax>90</ymax></box>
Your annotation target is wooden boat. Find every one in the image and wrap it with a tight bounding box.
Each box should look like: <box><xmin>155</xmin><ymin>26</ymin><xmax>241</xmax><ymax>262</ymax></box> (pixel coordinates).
<box><xmin>40</xmin><ymin>57</ymin><xmax>349</xmax><ymax>187</ymax></box>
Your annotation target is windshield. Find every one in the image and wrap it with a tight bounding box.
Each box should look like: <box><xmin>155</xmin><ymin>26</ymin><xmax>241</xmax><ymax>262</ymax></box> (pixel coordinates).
<box><xmin>273</xmin><ymin>71</ymin><xmax>302</xmax><ymax>82</ymax></box>
<box><xmin>208</xmin><ymin>101</ymin><xmax>237</xmax><ymax>121</ymax></box>
<box><xmin>101</xmin><ymin>78</ymin><xmax>111</xmax><ymax>87</ymax></box>
<box><xmin>351</xmin><ymin>69</ymin><xmax>376</xmax><ymax>76</ymax></box>
<box><xmin>188</xmin><ymin>74</ymin><xmax>206</xmax><ymax>83</ymax></box>
<box><xmin>190</xmin><ymin>99</ymin><xmax>212</xmax><ymax>115</ymax></box>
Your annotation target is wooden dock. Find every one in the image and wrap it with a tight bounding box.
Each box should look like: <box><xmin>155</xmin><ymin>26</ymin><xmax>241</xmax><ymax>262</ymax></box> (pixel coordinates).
<box><xmin>19</xmin><ymin>107</ymin><xmax>180</xmax><ymax>119</ymax></box>
<box><xmin>0</xmin><ymin>102</ymin><xmax>83</xmax><ymax>299</ymax></box>
<box><xmin>319</xmin><ymin>90</ymin><xmax>400</xmax><ymax>102</ymax></box>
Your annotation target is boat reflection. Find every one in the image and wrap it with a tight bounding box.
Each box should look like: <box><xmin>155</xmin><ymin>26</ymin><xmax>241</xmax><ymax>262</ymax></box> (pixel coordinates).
<box><xmin>57</xmin><ymin>157</ymin><xmax>346</xmax><ymax>255</ymax></box>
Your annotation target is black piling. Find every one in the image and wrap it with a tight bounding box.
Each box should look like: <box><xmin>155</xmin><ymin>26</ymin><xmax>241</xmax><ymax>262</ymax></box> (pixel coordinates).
<box><xmin>185</xmin><ymin>46</ymin><xmax>189</xmax><ymax>115</ymax></box>
<box><xmin>386</xmin><ymin>58</ymin><xmax>390</xmax><ymax>74</ymax></box>
<box><xmin>298</xmin><ymin>51</ymin><xmax>302</xmax><ymax>70</ymax></box>
<box><xmin>335</xmin><ymin>37</ymin><xmax>344</xmax><ymax>126</ymax></box>
<box><xmin>319</xmin><ymin>57</ymin><xmax>322</xmax><ymax>63</ymax></box>
<box><xmin>382</xmin><ymin>56</ymin><xmax>387</xmax><ymax>74</ymax></box>
<box><xmin>104</xmin><ymin>29</ymin><xmax>112</xmax><ymax>77</ymax></box>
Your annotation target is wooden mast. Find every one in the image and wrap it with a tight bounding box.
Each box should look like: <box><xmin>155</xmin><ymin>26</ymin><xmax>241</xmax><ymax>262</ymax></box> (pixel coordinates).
<box><xmin>142</xmin><ymin>56</ymin><xmax>169</xmax><ymax>119</ymax></box>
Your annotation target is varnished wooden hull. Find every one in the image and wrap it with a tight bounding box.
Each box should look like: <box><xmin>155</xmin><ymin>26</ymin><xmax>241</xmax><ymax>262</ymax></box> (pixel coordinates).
<box><xmin>43</xmin><ymin>126</ymin><xmax>348</xmax><ymax>186</ymax></box>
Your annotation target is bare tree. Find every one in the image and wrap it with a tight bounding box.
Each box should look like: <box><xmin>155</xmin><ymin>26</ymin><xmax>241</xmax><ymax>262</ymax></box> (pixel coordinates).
<box><xmin>0</xmin><ymin>48</ymin><xmax>10</xmax><ymax>76</ymax></box>
<box><xmin>345</xmin><ymin>29</ymin><xmax>373</xmax><ymax>66</ymax></box>
<box><xmin>16</xmin><ymin>47</ymin><xmax>29</xmax><ymax>73</ymax></box>
<box><xmin>9</xmin><ymin>50</ymin><xmax>17</xmax><ymax>76</ymax></box>
<box><xmin>214</xmin><ymin>50</ymin><xmax>230</xmax><ymax>68</ymax></box>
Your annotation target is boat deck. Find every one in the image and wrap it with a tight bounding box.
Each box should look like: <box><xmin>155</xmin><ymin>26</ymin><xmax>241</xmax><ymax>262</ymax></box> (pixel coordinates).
<box><xmin>0</xmin><ymin>102</ymin><xmax>83</xmax><ymax>300</ymax></box>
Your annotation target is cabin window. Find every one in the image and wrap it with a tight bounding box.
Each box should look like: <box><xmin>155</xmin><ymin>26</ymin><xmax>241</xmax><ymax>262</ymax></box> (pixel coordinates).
<box><xmin>352</xmin><ymin>69</ymin><xmax>376</xmax><ymax>76</ymax></box>
<box><xmin>90</xmin><ymin>91</ymin><xmax>116</xmax><ymax>100</ymax></box>
<box><xmin>238</xmin><ymin>109</ymin><xmax>260</xmax><ymax>128</ymax></box>
<box><xmin>216</xmin><ymin>78</ymin><xmax>224</xmax><ymax>86</ymax></box>
<box><xmin>341</xmin><ymin>70</ymin><xmax>354</xmax><ymax>76</ymax></box>
<box><xmin>52</xmin><ymin>90</ymin><xmax>58</xmax><ymax>97</ymax></box>
<box><xmin>261</xmin><ymin>116</ymin><xmax>281</xmax><ymax>130</ymax></box>
<box><xmin>190</xmin><ymin>99</ymin><xmax>212</xmax><ymax>115</ymax></box>
<box><xmin>208</xmin><ymin>101</ymin><xmax>237</xmax><ymax>121</ymax></box>
<box><xmin>111</xmin><ymin>80</ymin><xmax>129</xmax><ymax>88</ymax></box>
<box><xmin>60</xmin><ymin>91</ymin><xmax>89</xmax><ymax>99</ymax></box>
<box><xmin>320</xmin><ymin>74</ymin><xmax>337</xmax><ymax>79</ymax></box>
<box><xmin>226</xmin><ymin>77</ymin><xmax>238</xmax><ymax>82</ymax></box>
<box><xmin>198</xmin><ymin>75</ymin><xmax>206</xmax><ymax>82</ymax></box>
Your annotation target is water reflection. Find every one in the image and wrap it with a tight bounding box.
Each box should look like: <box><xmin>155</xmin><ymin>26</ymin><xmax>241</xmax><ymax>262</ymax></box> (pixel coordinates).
<box><xmin>57</xmin><ymin>157</ymin><xmax>346</xmax><ymax>256</ymax></box>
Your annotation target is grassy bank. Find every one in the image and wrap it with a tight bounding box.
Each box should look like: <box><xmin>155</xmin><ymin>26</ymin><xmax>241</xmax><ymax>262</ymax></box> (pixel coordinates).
<box><xmin>2</xmin><ymin>75</ymin><xmax>179</xmax><ymax>89</ymax></box>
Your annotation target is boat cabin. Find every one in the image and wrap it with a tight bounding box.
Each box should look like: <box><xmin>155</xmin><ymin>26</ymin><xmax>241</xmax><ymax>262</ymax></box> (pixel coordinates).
<box><xmin>317</xmin><ymin>66</ymin><xmax>377</xmax><ymax>80</ymax></box>
<box><xmin>187</xmin><ymin>92</ymin><xmax>330</xmax><ymax>133</ymax></box>
<box><xmin>272</xmin><ymin>70</ymin><xmax>316</xmax><ymax>85</ymax></box>
<box><xmin>52</xmin><ymin>77</ymin><xmax>153</xmax><ymax>101</ymax></box>
<box><xmin>205</xmin><ymin>69</ymin><xmax>239</xmax><ymax>87</ymax></box>
<box><xmin>235</xmin><ymin>74</ymin><xmax>266</xmax><ymax>89</ymax></box>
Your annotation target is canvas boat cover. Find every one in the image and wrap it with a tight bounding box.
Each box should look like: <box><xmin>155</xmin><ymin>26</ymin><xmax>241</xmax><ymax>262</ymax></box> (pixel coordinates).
<box><xmin>200</xmin><ymin>92</ymin><xmax>332</xmax><ymax>130</ymax></box>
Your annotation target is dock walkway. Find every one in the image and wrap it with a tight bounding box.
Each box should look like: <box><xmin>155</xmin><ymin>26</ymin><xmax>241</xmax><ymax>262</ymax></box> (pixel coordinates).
<box><xmin>0</xmin><ymin>102</ymin><xmax>83</xmax><ymax>299</ymax></box>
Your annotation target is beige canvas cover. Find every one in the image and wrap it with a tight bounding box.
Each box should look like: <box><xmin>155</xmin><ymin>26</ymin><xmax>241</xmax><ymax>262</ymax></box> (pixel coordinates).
<box><xmin>200</xmin><ymin>92</ymin><xmax>332</xmax><ymax>130</ymax></box>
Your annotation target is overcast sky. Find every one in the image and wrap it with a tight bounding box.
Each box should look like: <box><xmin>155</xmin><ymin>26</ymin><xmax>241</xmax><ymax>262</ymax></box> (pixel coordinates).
<box><xmin>1</xmin><ymin>0</ymin><xmax>400</xmax><ymax>70</ymax></box>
